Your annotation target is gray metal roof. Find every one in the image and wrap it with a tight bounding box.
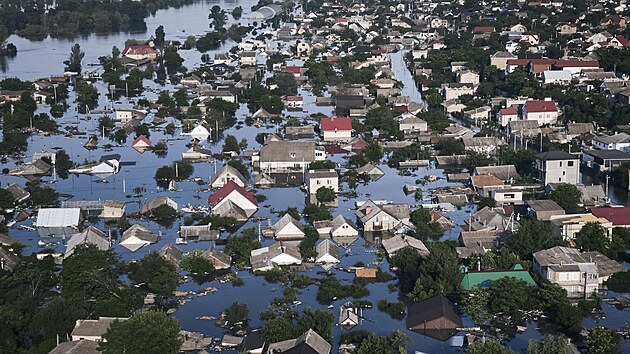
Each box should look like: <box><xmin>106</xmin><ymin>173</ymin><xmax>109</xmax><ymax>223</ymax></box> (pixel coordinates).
<box><xmin>71</xmin><ymin>317</ymin><xmax>127</xmax><ymax>338</ymax></box>
<box><xmin>259</xmin><ymin>141</ymin><xmax>317</xmax><ymax>163</ymax></box>
<box><xmin>36</xmin><ymin>208</ymin><xmax>81</xmax><ymax>227</ymax></box>
<box><xmin>65</xmin><ymin>226</ymin><xmax>109</xmax><ymax>259</ymax></box>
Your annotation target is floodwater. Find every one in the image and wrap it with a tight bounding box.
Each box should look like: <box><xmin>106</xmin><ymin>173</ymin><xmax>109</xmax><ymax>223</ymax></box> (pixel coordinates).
<box><xmin>0</xmin><ymin>1</ymin><xmax>629</xmax><ymax>352</ymax></box>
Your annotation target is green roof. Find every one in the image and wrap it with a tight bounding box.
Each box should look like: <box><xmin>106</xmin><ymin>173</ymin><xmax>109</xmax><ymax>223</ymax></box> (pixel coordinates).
<box><xmin>460</xmin><ymin>264</ymin><xmax>537</xmax><ymax>290</ymax></box>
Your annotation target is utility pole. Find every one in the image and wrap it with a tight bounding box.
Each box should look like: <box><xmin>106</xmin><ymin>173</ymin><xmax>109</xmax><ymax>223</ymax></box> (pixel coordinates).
<box><xmin>175</xmin><ymin>163</ymin><xmax>179</xmax><ymax>178</ymax></box>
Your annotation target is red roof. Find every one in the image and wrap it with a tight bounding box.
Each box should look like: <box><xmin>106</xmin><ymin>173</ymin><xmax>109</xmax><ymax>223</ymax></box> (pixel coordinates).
<box><xmin>351</xmin><ymin>137</ymin><xmax>368</xmax><ymax>150</ymax></box>
<box><xmin>553</xmin><ymin>60</ymin><xmax>599</xmax><ymax>68</ymax></box>
<box><xmin>500</xmin><ymin>107</ymin><xmax>518</xmax><ymax>116</ymax></box>
<box><xmin>285</xmin><ymin>66</ymin><xmax>302</xmax><ymax>74</ymax></box>
<box><xmin>526</xmin><ymin>100</ymin><xmax>557</xmax><ymax>113</ymax></box>
<box><xmin>286</xmin><ymin>95</ymin><xmax>303</xmax><ymax>101</ymax></box>
<box><xmin>321</xmin><ymin>117</ymin><xmax>352</xmax><ymax>132</ymax></box>
<box><xmin>132</xmin><ymin>135</ymin><xmax>152</xmax><ymax>147</ymax></box>
<box><xmin>473</xmin><ymin>26</ymin><xmax>495</xmax><ymax>34</ymax></box>
<box><xmin>506</xmin><ymin>59</ymin><xmax>531</xmax><ymax>66</ymax></box>
<box><xmin>208</xmin><ymin>181</ymin><xmax>257</xmax><ymax>207</ymax></box>
<box><xmin>614</xmin><ymin>35</ymin><xmax>630</xmax><ymax>47</ymax></box>
<box><xmin>591</xmin><ymin>207</ymin><xmax>630</xmax><ymax>226</ymax></box>
<box><xmin>124</xmin><ymin>45</ymin><xmax>157</xmax><ymax>55</ymax></box>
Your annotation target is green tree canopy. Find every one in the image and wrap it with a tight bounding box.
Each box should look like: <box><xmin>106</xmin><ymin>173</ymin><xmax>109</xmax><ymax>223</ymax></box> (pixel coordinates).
<box><xmin>586</xmin><ymin>327</ymin><xmax>621</xmax><ymax>354</ymax></box>
<box><xmin>575</xmin><ymin>222</ymin><xmax>610</xmax><ymax>254</ymax></box>
<box><xmin>550</xmin><ymin>183</ymin><xmax>582</xmax><ymax>213</ymax></box>
<box><xmin>99</xmin><ymin>311</ymin><xmax>183</xmax><ymax>354</ymax></box>
<box><xmin>528</xmin><ymin>335</ymin><xmax>569</xmax><ymax>354</ymax></box>
<box><xmin>64</xmin><ymin>43</ymin><xmax>84</xmax><ymax>73</ymax></box>
<box><xmin>466</xmin><ymin>339</ymin><xmax>516</xmax><ymax>354</ymax></box>
<box><xmin>505</xmin><ymin>219</ymin><xmax>565</xmax><ymax>259</ymax></box>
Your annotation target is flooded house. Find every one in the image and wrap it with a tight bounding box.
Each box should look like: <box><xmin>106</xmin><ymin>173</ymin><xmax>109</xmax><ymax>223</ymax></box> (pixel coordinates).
<box><xmin>460</xmin><ymin>264</ymin><xmax>537</xmax><ymax>290</ymax></box>
<box><xmin>158</xmin><ymin>244</ymin><xmax>184</xmax><ymax>269</ymax></box>
<box><xmin>315</xmin><ymin>239</ymin><xmax>340</xmax><ymax>265</ymax></box>
<box><xmin>141</xmin><ymin>197</ymin><xmax>178</xmax><ymax>215</ymax></box>
<box><xmin>381</xmin><ymin>234</ymin><xmax>430</xmax><ymax>258</ymax></box>
<box><xmin>9</xmin><ymin>159</ymin><xmax>52</xmax><ymax>177</ymax></box>
<box><xmin>179</xmin><ymin>225</ymin><xmax>220</xmax><ymax>242</ymax></box>
<box><xmin>533</xmin><ymin>246</ymin><xmax>625</xmax><ymax>297</ymax></box>
<box><xmin>71</xmin><ymin>317</ymin><xmax>128</xmax><ymax>341</ymax></box>
<box><xmin>355</xmin><ymin>200</ymin><xmax>411</xmax><ymax>232</ymax></box>
<box><xmin>208</xmin><ymin>181</ymin><xmax>258</xmax><ymax>221</ymax></box>
<box><xmin>266</xmin><ymin>329</ymin><xmax>331</xmax><ymax>354</ymax></box>
<box><xmin>339</xmin><ymin>303</ymin><xmax>360</xmax><ymax>329</ymax></box>
<box><xmin>119</xmin><ymin>224</ymin><xmax>159</xmax><ymax>252</ymax></box>
<box><xmin>35</xmin><ymin>208</ymin><xmax>83</xmax><ymax>237</ymax></box>
<box><xmin>271</xmin><ymin>214</ymin><xmax>305</xmax><ymax>240</ymax></box>
<box><xmin>0</xmin><ymin>248</ymin><xmax>20</xmax><ymax>273</ymax></box>
<box><xmin>406</xmin><ymin>296</ymin><xmax>462</xmax><ymax>341</ymax></box>
<box><xmin>210</xmin><ymin>164</ymin><xmax>248</xmax><ymax>189</ymax></box>
<box><xmin>4</xmin><ymin>183</ymin><xmax>30</xmax><ymax>205</ymax></box>
<box><xmin>250</xmin><ymin>242</ymin><xmax>302</xmax><ymax>272</ymax></box>
<box><xmin>314</xmin><ymin>214</ymin><xmax>359</xmax><ymax>247</ymax></box>
<box><xmin>131</xmin><ymin>134</ymin><xmax>152</xmax><ymax>153</ymax></box>
<box><xmin>200</xmin><ymin>247</ymin><xmax>232</xmax><ymax>270</ymax></box>
<box><xmin>64</xmin><ymin>226</ymin><xmax>110</xmax><ymax>259</ymax></box>
<box><xmin>306</xmin><ymin>169</ymin><xmax>339</xmax><ymax>195</ymax></box>
<box><xmin>100</xmin><ymin>200</ymin><xmax>126</xmax><ymax>219</ymax></box>
<box><xmin>321</xmin><ymin>117</ymin><xmax>352</xmax><ymax>142</ymax></box>
<box><xmin>253</xmin><ymin>141</ymin><xmax>326</xmax><ymax>173</ymax></box>
<box><xmin>182</xmin><ymin>146</ymin><xmax>214</xmax><ymax>160</ymax></box>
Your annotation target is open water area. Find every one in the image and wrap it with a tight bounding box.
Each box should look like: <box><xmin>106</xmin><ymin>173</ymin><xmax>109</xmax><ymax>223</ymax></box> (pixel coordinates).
<box><xmin>1</xmin><ymin>1</ymin><xmax>630</xmax><ymax>352</ymax></box>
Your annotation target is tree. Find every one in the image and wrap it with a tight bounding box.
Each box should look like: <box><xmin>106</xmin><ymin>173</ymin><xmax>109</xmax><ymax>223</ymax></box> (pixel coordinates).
<box><xmin>550</xmin><ymin>183</ymin><xmax>582</xmax><ymax>213</ymax></box>
<box><xmin>462</xmin><ymin>288</ymin><xmax>490</xmax><ymax>325</ymax></box>
<box><xmin>295</xmin><ymin>309</ymin><xmax>335</xmax><ymax>342</ymax></box>
<box><xmin>128</xmin><ymin>252</ymin><xmax>178</xmax><ymax>296</ymax></box>
<box><xmin>232</xmin><ymin>6</ymin><xmax>243</xmax><ymax>19</ymax></box>
<box><xmin>528</xmin><ymin>335</ymin><xmax>569</xmax><ymax>354</ymax></box>
<box><xmin>302</xmin><ymin>203</ymin><xmax>332</xmax><ymax>224</ymax></box>
<box><xmin>64</xmin><ymin>43</ymin><xmax>84</xmax><ymax>73</ymax></box>
<box><xmin>488</xmin><ymin>277</ymin><xmax>535</xmax><ymax>322</ymax></box>
<box><xmin>0</xmin><ymin>189</ymin><xmax>14</xmax><ymax>209</ymax></box>
<box><xmin>586</xmin><ymin>327</ymin><xmax>621</xmax><ymax>354</ymax></box>
<box><xmin>224</xmin><ymin>228</ymin><xmax>261</xmax><ymax>269</ymax></box>
<box><xmin>26</xmin><ymin>180</ymin><xmax>59</xmax><ymax>207</ymax></box>
<box><xmin>99</xmin><ymin>311</ymin><xmax>183</xmax><ymax>354</ymax></box>
<box><xmin>62</xmin><ymin>245</ymin><xmax>141</xmax><ymax>317</ymax></box>
<box><xmin>364</xmin><ymin>141</ymin><xmax>384</xmax><ymax>163</ymax></box>
<box><xmin>261</xmin><ymin>317</ymin><xmax>294</xmax><ymax>343</ymax></box>
<box><xmin>223</xmin><ymin>135</ymin><xmax>240</xmax><ymax>153</ymax></box>
<box><xmin>224</xmin><ymin>302</ymin><xmax>249</xmax><ymax>326</ymax></box>
<box><xmin>278</xmin><ymin>207</ymin><xmax>301</xmax><ymax>221</ymax></box>
<box><xmin>409</xmin><ymin>208</ymin><xmax>443</xmax><ymax>240</ymax></box>
<box><xmin>466</xmin><ymin>339</ymin><xmax>516</xmax><ymax>354</ymax></box>
<box><xmin>315</xmin><ymin>187</ymin><xmax>336</xmax><ymax>203</ymax></box>
<box><xmin>209</xmin><ymin>5</ymin><xmax>227</xmax><ymax>29</ymax></box>
<box><xmin>227</xmin><ymin>159</ymin><xmax>250</xmax><ymax>179</ymax></box>
<box><xmin>180</xmin><ymin>254</ymin><xmax>215</xmax><ymax>275</ymax></box>
<box><xmin>505</xmin><ymin>219</ymin><xmax>565</xmax><ymax>259</ymax></box>
<box><xmin>575</xmin><ymin>222</ymin><xmax>610</xmax><ymax>253</ymax></box>
<box><xmin>478</xmin><ymin>197</ymin><xmax>496</xmax><ymax>209</ymax></box>
<box><xmin>154</xmin><ymin>25</ymin><xmax>165</xmax><ymax>47</ymax></box>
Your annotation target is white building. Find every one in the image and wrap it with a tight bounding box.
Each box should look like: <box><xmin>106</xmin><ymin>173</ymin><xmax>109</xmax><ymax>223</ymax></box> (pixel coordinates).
<box><xmin>535</xmin><ymin>151</ymin><xmax>579</xmax><ymax>185</ymax></box>
<box><xmin>307</xmin><ymin>169</ymin><xmax>339</xmax><ymax>194</ymax></box>
<box><xmin>533</xmin><ymin>246</ymin><xmax>625</xmax><ymax>297</ymax></box>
